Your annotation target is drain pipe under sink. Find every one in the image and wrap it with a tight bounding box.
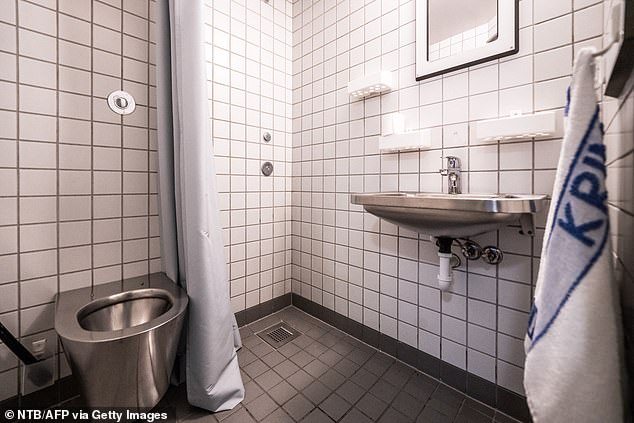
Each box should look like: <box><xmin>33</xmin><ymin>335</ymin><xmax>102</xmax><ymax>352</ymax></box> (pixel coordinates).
<box><xmin>436</xmin><ymin>237</ymin><xmax>454</xmax><ymax>291</ymax></box>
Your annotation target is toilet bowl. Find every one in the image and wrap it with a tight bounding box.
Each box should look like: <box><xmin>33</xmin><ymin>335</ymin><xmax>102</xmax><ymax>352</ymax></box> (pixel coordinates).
<box><xmin>55</xmin><ymin>273</ymin><xmax>188</xmax><ymax>409</ymax></box>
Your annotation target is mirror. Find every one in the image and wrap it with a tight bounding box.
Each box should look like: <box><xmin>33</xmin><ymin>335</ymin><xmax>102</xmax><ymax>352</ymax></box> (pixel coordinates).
<box><xmin>416</xmin><ymin>0</ymin><xmax>518</xmax><ymax>80</ymax></box>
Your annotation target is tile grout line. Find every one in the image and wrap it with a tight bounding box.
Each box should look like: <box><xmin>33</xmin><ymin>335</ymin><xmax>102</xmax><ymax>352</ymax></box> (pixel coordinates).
<box><xmin>89</xmin><ymin>0</ymin><xmax>95</xmax><ymax>297</ymax></box>
<box><xmin>54</xmin><ymin>0</ymin><xmax>61</xmax><ymax>393</ymax></box>
<box><xmin>119</xmin><ymin>1</ymin><xmax>124</xmax><ymax>288</ymax></box>
<box><xmin>14</xmin><ymin>0</ymin><xmax>21</xmax><ymax>400</ymax></box>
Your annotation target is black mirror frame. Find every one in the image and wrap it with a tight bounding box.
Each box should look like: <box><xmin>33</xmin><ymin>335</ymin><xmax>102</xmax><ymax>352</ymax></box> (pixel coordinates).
<box><xmin>415</xmin><ymin>0</ymin><xmax>520</xmax><ymax>81</ymax></box>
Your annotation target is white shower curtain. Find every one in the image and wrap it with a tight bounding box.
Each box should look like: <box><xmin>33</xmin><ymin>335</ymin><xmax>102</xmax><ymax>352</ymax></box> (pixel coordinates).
<box><xmin>156</xmin><ymin>0</ymin><xmax>245</xmax><ymax>412</ymax></box>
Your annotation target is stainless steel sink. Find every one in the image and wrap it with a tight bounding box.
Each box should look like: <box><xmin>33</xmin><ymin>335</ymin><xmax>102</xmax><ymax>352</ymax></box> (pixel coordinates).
<box><xmin>351</xmin><ymin>192</ymin><xmax>548</xmax><ymax>238</ymax></box>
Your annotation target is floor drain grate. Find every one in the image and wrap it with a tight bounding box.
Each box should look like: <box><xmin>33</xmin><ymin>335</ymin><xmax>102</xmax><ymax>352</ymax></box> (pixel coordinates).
<box><xmin>256</xmin><ymin>321</ymin><xmax>301</xmax><ymax>348</ymax></box>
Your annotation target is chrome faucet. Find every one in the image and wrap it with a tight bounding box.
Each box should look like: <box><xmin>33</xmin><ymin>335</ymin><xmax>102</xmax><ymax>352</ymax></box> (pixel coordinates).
<box><xmin>439</xmin><ymin>156</ymin><xmax>462</xmax><ymax>194</ymax></box>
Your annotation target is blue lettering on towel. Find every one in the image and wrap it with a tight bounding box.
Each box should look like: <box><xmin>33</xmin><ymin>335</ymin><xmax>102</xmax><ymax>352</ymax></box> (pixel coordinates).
<box><xmin>527</xmin><ymin>106</ymin><xmax>609</xmax><ymax>350</ymax></box>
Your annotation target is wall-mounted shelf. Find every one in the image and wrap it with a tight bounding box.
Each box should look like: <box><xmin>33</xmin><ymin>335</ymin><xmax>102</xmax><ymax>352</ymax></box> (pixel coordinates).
<box><xmin>347</xmin><ymin>71</ymin><xmax>394</xmax><ymax>98</ymax></box>
<box><xmin>475</xmin><ymin>111</ymin><xmax>557</xmax><ymax>142</ymax></box>
<box><xmin>379</xmin><ymin>130</ymin><xmax>432</xmax><ymax>152</ymax></box>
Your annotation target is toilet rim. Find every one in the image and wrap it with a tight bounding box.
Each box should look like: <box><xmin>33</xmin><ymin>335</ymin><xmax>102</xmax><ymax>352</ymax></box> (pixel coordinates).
<box><xmin>55</xmin><ymin>274</ymin><xmax>188</xmax><ymax>343</ymax></box>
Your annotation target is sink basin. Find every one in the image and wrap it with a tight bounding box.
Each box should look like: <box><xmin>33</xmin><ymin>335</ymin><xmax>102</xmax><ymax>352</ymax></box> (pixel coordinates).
<box><xmin>350</xmin><ymin>192</ymin><xmax>548</xmax><ymax>238</ymax></box>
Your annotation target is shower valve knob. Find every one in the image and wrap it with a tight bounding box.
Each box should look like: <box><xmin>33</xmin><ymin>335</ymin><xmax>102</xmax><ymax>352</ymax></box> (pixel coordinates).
<box><xmin>261</xmin><ymin>162</ymin><xmax>273</xmax><ymax>176</ymax></box>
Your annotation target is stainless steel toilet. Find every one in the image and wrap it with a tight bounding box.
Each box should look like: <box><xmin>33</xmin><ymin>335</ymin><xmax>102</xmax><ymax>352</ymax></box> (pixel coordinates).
<box><xmin>55</xmin><ymin>273</ymin><xmax>188</xmax><ymax>409</ymax></box>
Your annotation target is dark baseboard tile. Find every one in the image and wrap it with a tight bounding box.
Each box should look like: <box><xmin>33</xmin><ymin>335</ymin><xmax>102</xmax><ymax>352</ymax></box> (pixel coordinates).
<box><xmin>0</xmin><ymin>375</ymin><xmax>79</xmax><ymax>411</ymax></box>
<box><xmin>496</xmin><ymin>386</ymin><xmax>532</xmax><ymax>422</ymax></box>
<box><xmin>289</xmin><ymin>293</ymin><xmax>531</xmax><ymax>423</ymax></box>
<box><xmin>234</xmin><ymin>293</ymin><xmax>292</xmax><ymax>327</ymax></box>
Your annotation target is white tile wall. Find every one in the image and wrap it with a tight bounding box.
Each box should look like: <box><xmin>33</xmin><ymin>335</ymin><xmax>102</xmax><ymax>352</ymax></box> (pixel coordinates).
<box><xmin>2</xmin><ymin>0</ymin><xmax>628</xmax><ymax>405</ymax></box>
<box><xmin>603</xmin><ymin>0</ymin><xmax>634</xmax><ymax>407</ymax></box>
<box><xmin>0</xmin><ymin>0</ymin><xmax>158</xmax><ymax>400</ymax></box>
<box><xmin>205</xmin><ymin>0</ymin><xmax>294</xmax><ymax>313</ymax></box>
<box><xmin>289</xmin><ymin>0</ymin><xmax>609</xmax><ymax>398</ymax></box>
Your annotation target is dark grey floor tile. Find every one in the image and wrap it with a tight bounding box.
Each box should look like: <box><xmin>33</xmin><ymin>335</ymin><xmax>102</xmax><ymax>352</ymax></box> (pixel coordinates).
<box><xmin>383</xmin><ymin>361</ymin><xmax>415</xmax><ymax>389</ymax></box>
<box><xmin>287</xmin><ymin>370</ymin><xmax>315</xmax><ymax>391</ymax></box>
<box><xmin>319</xmin><ymin>393</ymin><xmax>351</xmax><ymax>421</ymax></box>
<box><xmin>455</xmin><ymin>405</ymin><xmax>494</xmax><ymax>423</ymax></box>
<box><xmin>416</xmin><ymin>406</ymin><xmax>452</xmax><ymax>423</ymax></box>
<box><xmin>219</xmin><ymin>407</ymin><xmax>254</xmax><ymax>423</ymax></box>
<box><xmin>319</xmin><ymin>369</ymin><xmax>346</xmax><ymax>390</ymax></box>
<box><xmin>331</xmin><ymin>340</ymin><xmax>355</xmax><ymax>356</ymax></box>
<box><xmin>293</xmin><ymin>335</ymin><xmax>314</xmax><ymax>349</ymax></box>
<box><xmin>279</xmin><ymin>342</ymin><xmax>302</xmax><ymax>358</ymax></box>
<box><xmin>333</xmin><ymin>358</ymin><xmax>360</xmax><ymax>377</ymax></box>
<box><xmin>336</xmin><ymin>380</ymin><xmax>366</xmax><ymax>405</ymax></box>
<box><xmin>377</xmin><ymin>407</ymin><xmax>412</xmax><ymax>423</ymax></box>
<box><xmin>369</xmin><ymin>380</ymin><xmax>399</xmax><ymax>404</ymax></box>
<box><xmin>341</xmin><ymin>408</ymin><xmax>373</xmax><ymax>423</ymax></box>
<box><xmin>426</xmin><ymin>398</ymin><xmax>461</xmax><ymax>420</ymax></box>
<box><xmin>349</xmin><ymin>337</ymin><xmax>370</xmax><ymax>349</ymax></box>
<box><xmin>269</xmin><ymin>380</ymin><xmax>298</xmax><ymax>406</ymax></box>
<box><xmin>274</xmin><ymin>360</ymin><xmax>301</xmax><ymax>379</ymax></box>
<box><xmin>305</xmin><ymin>341</ymin><xmax>329</xmax><ymax>358</ymax></box>
<box><xmin>319</xmin><ymin>349</ymin><xmax>343</xmax><ymax>367</ymax></box>
<box><xmin>240</xmin><ymin>326</ymin><xmax>254</xmax><ymax>338</ymax></box>
<box><xmin>243</xmin><ymin>380</ymin><xmax>265</xmax><ymax>404</ymax></box>
<box><xmin>244</xmin><ymin>394</ymin><xmax>279</xmax><ymax>421</ymax></box>
<box><xmin>161</xmin><ymin>384</ymin><xmax>198</xmax><ymax>421</ymax></box>
<box><xmin>403</xmin><ymin>373</ymin><xmax>437</xmax><ymax>402</ymax></box>
<box><xmin>291</xmin><ymin>350</ymin><xmax>315</xmax><ymax>367</ymax></box>
<box><xmin>199</xmin><ymin>308</ymin><xmax>518</xmax><ymax>423</ymax></box>
<box><xmin>356</xmin><ymin>393</ymin><xmax>388</xmax><ymax>421</ymax></box>
<box><xmin>262</xmin><ymin>351</ymin><xmax>286</xmax><ymax>368</ymax></box>
<box><xmin>463</xmin><ymin>398</ymin><xmax>495</xmax><ymax>417</ymax></box>
<box><xmin>261</xmin><ymin>408</ymin><xmax>295</xmax><ymax>423</ymax></box>
<box><xmin>364</xmin><ymin>353</ymin><xmax>394</xmax><ymax>377</ymax></box>
<box><xmin>303</xmin><ymin>380</ymin><xmax>332</xmax><ymax>405</ymax></box>
<box><xmin>305</xmin><ymin>326</ymin><xmax>328</xmax><ymax>340</ymax></box>
<box><xmin>213</xmin><ymin>404</ymin><xmax>243</xmax><ymax>422</ymax></box>
<box><xmin>238</xmin><ymin>348</ymin><xmax>258</xmax><ymax>366</ymax></box>
<box><xmin>252</xmin><ymin>341</ymin><xmax>276</xmax><ymax>357</ymax></box>
<box><xmin>283</xmin><ymin>394</ymin><xmax>315</xmax><ymax>421</ymax></box>
<box><xmin>301</xmin><ymin>408</ymin><xmax>334</xmax><ymax>423</ymax></box>
<box><xmin>252</xmin><ymin>315</ymin><xmax>283</xmax><ymax>332</ymax></box>
<box><xmin>241</xmin><ymin>369</ymin><xmax>252</xmax><ymax>383</ymax></box>
<box><xmin>180</xmin><ymin>410</ymin><xmax>218</xmax><ymax>423</ymax></box>
<box><xmin>255</xmin><ymin>369</ymin><xmax>284</xmax><ymax>391</ymax></box>
<box><xmin>243</xmin><ymin>335</ymin><xmax>264</xmax><ymax>349</ymax></box>
<box><xmin>350</xmin><ymin>368</ymin><xmax>379</xmax><ymax>390</ymax></box>
<box><xmin>348</xmin><ymin>348</ymin><xmax>374</xmax><ymax>366</ymax></box>
<box><xmin>328</xmin><ymin>328</ymin><xmax>345</xmax><ymax>339</ymax></box>
<box><xmin>431</xmin><ymin>384</ymin><xmax>465</xmax><ymax>407</ymax></box>
<box><xmin>244</xmin><ymin>359</ymin><xmax>269</xmax><ymax>379</ymax></box>
<box><xmin>305</xmin><ymin>359</ymin><xmax>330</xmax><ymax>378</ymax></box>
<box><xmin>494</xmin><ymin>412</ymin><xmax>521</xmax><ymax>423</ymax></box>
<box><xmin>391</xmin><ymin>391</ymin><xmax>424</xmax><ymax>420</ymax></box>
<box><xmin>319</xmin><ymin>333</ymin><xmax>338</xmax><ymax>348</ymax></box>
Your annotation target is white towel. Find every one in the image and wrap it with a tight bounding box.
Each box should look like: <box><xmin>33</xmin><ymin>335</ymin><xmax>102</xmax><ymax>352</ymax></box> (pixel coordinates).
<box><xmin>524</xmin><ymin>49</ymin><xmax>624</xmax><ymax>422</ymax></box>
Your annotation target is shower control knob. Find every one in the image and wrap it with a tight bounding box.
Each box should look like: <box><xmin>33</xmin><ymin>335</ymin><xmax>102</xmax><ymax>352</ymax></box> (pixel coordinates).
<box><xmin>261</xmin><ymin>161</ymin><xmax>273</xmax><ymax>176</ymax></box>
<box><xmin>263</xmin><ymin>132</ymin><xmax>272</xmax><ymax>142</ymax></box>
<box><xmin>482</xmin><ymin>246</ymin><xmax>503</xmax><ymax>264</ymax></box>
